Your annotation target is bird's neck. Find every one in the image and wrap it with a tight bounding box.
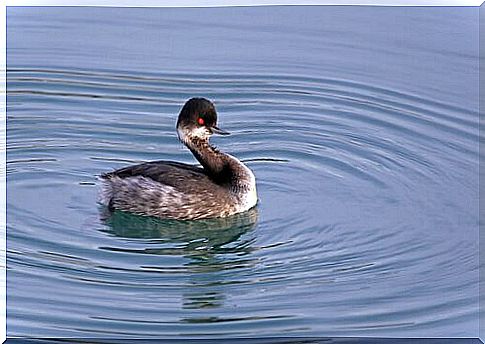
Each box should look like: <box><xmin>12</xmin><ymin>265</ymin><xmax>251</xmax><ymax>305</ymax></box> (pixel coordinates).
<box><xmin>178</xmin><ymin>129</ymin><xmax>255</xmax><ymax>196</ymax></box>
<box><xmin>184</xmin><ymin>135</ymin><xmax>256</xmax><ymax>197</ymax></box>
<box><xmin>183</xmin><ymin>135</ymin><xmax>233</xmax><ymax>184</ymax></box>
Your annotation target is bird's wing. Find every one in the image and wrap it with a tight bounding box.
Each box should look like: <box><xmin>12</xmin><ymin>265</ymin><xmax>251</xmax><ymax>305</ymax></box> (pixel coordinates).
<box><xmin>101</xmin><ymin>161</ymin><xmax>209</xmax><ymax>189</ymax></box>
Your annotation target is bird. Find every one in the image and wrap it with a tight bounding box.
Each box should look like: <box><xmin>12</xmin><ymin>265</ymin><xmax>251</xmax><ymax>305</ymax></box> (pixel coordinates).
<box><xmin>99</xmin><ymin>97</ymin><xmax>258</xmax><ymax>220</ymax></box>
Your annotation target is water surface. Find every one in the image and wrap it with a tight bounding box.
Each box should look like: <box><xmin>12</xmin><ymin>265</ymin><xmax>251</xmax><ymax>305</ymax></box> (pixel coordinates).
<box><xmin>6</xmin><ymin>6</ymin><xmax>479</xmax><ymax>338</ymax></box>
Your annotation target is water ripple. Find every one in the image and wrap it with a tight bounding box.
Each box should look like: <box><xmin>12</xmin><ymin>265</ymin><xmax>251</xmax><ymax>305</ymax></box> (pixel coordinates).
<box><xmin>7</xmin><ymin>65</ymin><xmax>478</xmax><ymax>337</ymax></box>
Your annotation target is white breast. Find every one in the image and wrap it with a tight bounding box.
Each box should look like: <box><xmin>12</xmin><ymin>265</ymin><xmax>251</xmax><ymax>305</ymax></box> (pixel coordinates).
<box><xmin>233</xmin><ymin>159</ymin><xmax>258</xmax><ymax>212</ymax></box>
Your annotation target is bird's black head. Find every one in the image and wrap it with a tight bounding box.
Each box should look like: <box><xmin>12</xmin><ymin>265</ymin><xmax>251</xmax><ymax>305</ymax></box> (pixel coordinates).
<box><xmin>176</xmin><ymin>98</ymin><xmax>229</xmax><ymax>141</ymax></box>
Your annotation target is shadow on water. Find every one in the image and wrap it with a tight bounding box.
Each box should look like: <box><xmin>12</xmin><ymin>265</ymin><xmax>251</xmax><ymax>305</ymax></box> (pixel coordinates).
<box><xmin>98</xmin><ymin>207</ymin><xmax>259</xmax><ymax>312</ymax></box>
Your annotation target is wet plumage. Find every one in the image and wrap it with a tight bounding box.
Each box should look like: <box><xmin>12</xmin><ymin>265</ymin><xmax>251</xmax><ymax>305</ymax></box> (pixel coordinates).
<box><xmin>99</xmin><ymin>98</ymin><xmax>258</xmax><ymax>220</ymax></box>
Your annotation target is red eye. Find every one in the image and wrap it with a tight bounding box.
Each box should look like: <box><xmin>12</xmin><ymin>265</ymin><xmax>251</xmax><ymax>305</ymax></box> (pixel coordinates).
<box><xmin>197</xmin><ymin>117</ymin><xmax>205</xmax><ymax>125</ymax></box>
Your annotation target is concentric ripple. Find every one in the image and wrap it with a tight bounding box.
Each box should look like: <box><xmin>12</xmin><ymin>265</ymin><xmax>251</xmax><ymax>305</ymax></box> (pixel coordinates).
<box><xmin>7</xmin><ymin>6</ymin><xmax>479</xmax><ymax>339</ymax></box>
<box><xmin>7</xmin><ymin>66</ymin><xmax>478</xmax><ymax>338</ymax></box>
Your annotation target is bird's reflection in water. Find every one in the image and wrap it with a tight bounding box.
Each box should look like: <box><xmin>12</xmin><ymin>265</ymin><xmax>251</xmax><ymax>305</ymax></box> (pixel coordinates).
<box><xmin>99</xmin><ymin>207</ymin><xmax>259</xmax><ymax>311</ymax></box>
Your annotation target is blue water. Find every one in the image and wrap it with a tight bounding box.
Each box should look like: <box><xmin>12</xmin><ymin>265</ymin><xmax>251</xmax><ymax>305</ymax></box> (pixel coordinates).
<box><xmin>6</xmin><ymin>6</ymin><xmax>479</xmax><ymax>338</ymax></box>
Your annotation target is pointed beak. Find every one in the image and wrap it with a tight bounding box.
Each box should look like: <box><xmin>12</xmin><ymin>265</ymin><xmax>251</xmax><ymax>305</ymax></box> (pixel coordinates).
<box><xmin>210</xmin><ymin>126</ymin><xmax>230</xmax><ymax>135</ymax></box>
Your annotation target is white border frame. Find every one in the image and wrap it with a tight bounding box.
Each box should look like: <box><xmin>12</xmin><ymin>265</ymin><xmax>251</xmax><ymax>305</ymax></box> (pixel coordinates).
<box><xmin>3</xmin><ymin>0</ymin><xmax>485</xmax><ymax>6</ymax></box>
<box><xmin>2</xmin><ymin>0</ymin><xmax>483</xmax><ymax>7</ymax></box>
<box><xmin>1</xmin><ymin>1</ymin><xmax>482</xmax><ymax>342</ymax></box>
<box><xmin>1</xmin><ymin>1</ymin><xmax>5</xmax><ymax>342</ymax></box>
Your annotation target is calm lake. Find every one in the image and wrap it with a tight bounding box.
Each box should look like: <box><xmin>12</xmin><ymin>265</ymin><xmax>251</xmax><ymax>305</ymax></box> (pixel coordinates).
<box><xmin>6</xmin><ymin>6</ymin><xmax>479</xmax><ymax>338</ymax></box>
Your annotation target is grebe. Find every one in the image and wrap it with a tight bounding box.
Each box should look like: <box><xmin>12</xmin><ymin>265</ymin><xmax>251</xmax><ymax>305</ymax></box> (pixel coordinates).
<box><xmin>99</xmin><ymin>98</ymin><xmax>258</xmax><ymax>220</ymax></box>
